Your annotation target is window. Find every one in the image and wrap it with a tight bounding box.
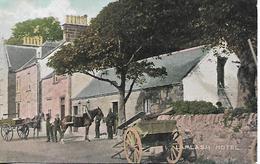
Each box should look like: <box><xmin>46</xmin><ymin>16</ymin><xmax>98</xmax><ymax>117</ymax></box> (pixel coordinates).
<box><xmin>16</xmin><ymin>77</ymin><xmax>21</xmax><ymax>93</ymax></box>
<box><xmin>143</xmin><ymin>99</ymin><xmax>151</xmax><ymax>114</ymax></box>
<box><xmin>82</xmin><ymin>105</ymin><xmax>87</xmax><ymax>113</ymax></box>
<box><xmin>27</xmin><ymin>72</ymin><xmax>31</xmax><ymax>91</ymax></box>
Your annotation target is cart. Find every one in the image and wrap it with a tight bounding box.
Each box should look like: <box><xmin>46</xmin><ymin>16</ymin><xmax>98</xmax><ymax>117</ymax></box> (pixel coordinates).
<box><xmin>117</xmin><ymin>111</ymin><xmax>183</xmax><ymax>163</ymax></box>
<box><xmin>0</xmin><ymin>114</ymin><xmax>30</xmax><ymax>141</ymax></box>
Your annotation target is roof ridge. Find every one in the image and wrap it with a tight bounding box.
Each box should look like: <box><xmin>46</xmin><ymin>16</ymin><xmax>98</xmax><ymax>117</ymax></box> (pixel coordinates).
<box><xmin>148</xmin><ymin>45</ymin><xmax>205</xmax><ymax>60</ymax></box>
<box><xmin>5</xmin><ymin>44</ymin><xmax>38</xmax><ymax>49</ymax></box>
<box><xmin>41</xmin><ymin>40</ymin><xmax>66</xmax><ymax>59</ymax></box>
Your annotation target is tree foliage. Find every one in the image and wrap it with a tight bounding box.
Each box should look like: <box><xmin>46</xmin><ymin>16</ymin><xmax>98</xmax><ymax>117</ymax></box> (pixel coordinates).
<box><xmin>6</xmin><ymin>17</ymin><xmax>63</xmax><ymax>45</ymax></box>
<box><xmin>48</xmin><ymin>0</ymin><xmax>257</xmax><ymax>122</ymax></box>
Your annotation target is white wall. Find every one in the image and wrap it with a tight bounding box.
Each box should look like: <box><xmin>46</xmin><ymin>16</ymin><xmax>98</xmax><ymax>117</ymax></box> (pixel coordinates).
<box><xmin>38</xmin><ymin>47</ymin><xmax>60</xmax><ymax>79</ymax></box>
<box><xmin>183</xmin><ymin>48</ymin><xmax>239</xmax><ymax>107</ymax></box>
<box><xmin>0</xmin><ymin>41</ymin><xmax>9</xmax><ymax>118</ymax></box>
<box><xmin>71</xmin><ymin>73</ymin><xmax>93</xmax><ymax>99</ymax></box>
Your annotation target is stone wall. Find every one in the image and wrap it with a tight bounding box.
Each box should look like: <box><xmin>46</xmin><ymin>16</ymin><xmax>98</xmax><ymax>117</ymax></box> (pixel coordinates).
<box><xmin>16</xmin><ymin>65</ymin><xmax>38</xmax><ymax>119</ymax></box>
<box><xmin>158</xmin><ymin>113</ymin><xmax>257</xmax><ymax>164</ymax></box>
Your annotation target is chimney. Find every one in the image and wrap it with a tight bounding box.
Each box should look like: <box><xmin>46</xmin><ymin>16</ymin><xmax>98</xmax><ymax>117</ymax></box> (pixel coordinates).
<box><xmin>63</xmin><ymin>15</ymin><xmax>88</xmax><ymax>42</ymax></box>
<box><xmin>23</xmin><ymin>36</ymin><xmax>43</xmax><ymax>46</ymax></box>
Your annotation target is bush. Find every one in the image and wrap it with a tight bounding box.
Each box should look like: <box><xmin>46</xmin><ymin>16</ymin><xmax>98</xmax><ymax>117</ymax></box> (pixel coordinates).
<box><xmin>171</xmin><ymin>101</ymin><xmax>224</xmax><ymax>115</ymax></box>
<box><xmin>230</xmin><ymin>107</ymin><xmax>250</xmax><ymax>118</ymax></box>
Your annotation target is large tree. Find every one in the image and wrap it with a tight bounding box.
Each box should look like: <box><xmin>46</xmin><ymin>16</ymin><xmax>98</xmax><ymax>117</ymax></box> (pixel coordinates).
<box><xmin>48</xmin><ymin>0</ymin><xmax>206</xmax><ymax>124</ymax></box>
<box><xmin>6</xmin><ymin>17</ymin><xmax>63</xmax><ymax>45</ymax></box>
<box><xmin>196</xmin><ymin>0</ymin><xmax>257</xmax><ymax>110</ymax></box>
<box><xmin>48</xmin><ymin>0</ymin><xmax>257</xmax><ymax>125</ymax></box>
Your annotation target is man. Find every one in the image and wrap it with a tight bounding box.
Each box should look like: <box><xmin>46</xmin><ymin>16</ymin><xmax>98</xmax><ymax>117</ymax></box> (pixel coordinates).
<box><xmin>46</xmin><ymin>113</ymin><xmax>54</xmax><ymax>142</ymax></box>
<box><xmin>95</xmin><ymin>114</ymin><xmax>102</xmax><ymax>138</ymax></box>
<box><xmin>106</xmin><ymin>108</ymin><xmax>115</xmax><ymax>139</ymax></box>
<box><xmin>53</xmin><ymin>114</ymin><xmax>63</xmax><ymax>142</ymax></box>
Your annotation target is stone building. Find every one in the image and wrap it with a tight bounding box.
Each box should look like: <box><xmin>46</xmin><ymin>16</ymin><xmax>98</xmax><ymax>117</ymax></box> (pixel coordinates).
<box><xmin>15</xmin><ymin>39</ymin><xmax>63</xmax><ymax>118</ymax></box>
<box><xmin>40</xmin><ymin>71</ymin><xmax>92</xmax><ymax>120</ymax></box>
<box><xmin>72</xmin><ymin>46</ymin><xmax>240</xmax><ymax>122</ymax></box>
<box><xmin>0</xmin><ymin>40</ymin><xmax>37</xmax><ymax>118</ymax></box>
<box><xmin>183</xmin><ymin>47</ymin><xmax>240</xmax><ymax>108</ymax></box>
<box><xmin>72</xmin><ymin>46</ymin><xmax>205</xmax><ymax>120</ymax></box>
<box><xmin>41</xmin><ymin>73</ymin><xmax>70</xmax><ymax>119</ymax></box>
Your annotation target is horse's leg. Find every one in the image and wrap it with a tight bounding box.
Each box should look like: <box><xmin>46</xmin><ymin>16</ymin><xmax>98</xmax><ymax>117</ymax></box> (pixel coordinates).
<box><xmin>37</xmin><ymin>127</ymin><xmax>39</xmax><ymax>138</ymax></box>
<box><xmin>33</xmin><ymin>127</ymin><xmax>36</xmax><ymax>138</ymax></box>
<box><xmin>60</xmin><ymin>126</ymin><xmax>68</xmax><ymax>144</ymax></box>
<box><xmin>85</xmin><ymin>126</ymin><xmax>90</xmax><ymax>142</ymax></box>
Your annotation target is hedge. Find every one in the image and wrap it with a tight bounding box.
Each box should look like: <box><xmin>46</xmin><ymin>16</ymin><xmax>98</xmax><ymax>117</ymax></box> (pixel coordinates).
<box><xmin>170</xmin><ymin>101</ymin><xmax>224</xmax><ymax>115</ymax></box>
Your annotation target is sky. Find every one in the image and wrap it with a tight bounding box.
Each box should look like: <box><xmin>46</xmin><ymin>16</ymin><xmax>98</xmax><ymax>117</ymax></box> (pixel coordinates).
<box><xmin>0</xmin><ymin>0</ymin><xmax>116</xmax><ymax>39</ymax></box>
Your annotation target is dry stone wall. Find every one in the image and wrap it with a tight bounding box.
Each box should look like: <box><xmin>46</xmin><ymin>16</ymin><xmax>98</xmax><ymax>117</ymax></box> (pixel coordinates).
<box><xmin>158</xmin><ymin>113</ymin><xmax>257</xmax><ymax>164</ymax></box>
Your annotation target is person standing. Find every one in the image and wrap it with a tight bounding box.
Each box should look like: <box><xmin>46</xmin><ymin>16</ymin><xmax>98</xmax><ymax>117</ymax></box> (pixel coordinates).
<box><xmin>95</xmin><ymin>114</ymin><xmax>102</xmax><ymax>138</ymax></box>
<box><xmin>46</xmin><ymin>113</ymin><xmax>54</xmax><ymax>142</ymax></box>
<box><xmin>106</xmin><ymin>108</ymin><xmax>115</xmax><ymax>139</ymax></box>
<box><xmin>54</xmin><ymin>114</ymin><xmax>63</xmax><ymax>142</ymax></box>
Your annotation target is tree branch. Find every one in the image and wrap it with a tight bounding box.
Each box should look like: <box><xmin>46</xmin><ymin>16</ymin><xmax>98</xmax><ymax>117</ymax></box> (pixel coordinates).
<box><xmin>124</xmin><ymin>77</ymin><xmax>137</xmax><ymax>102</ymax></box>
<box><xmin>82</xmin><ymin>70</ymin><xmax>119</xmax><ymax>89</ymax></box>
<box><xmin>124</xmin><ymin>45</ymin><xmax>142</xmax><ymax>67</ymax></box>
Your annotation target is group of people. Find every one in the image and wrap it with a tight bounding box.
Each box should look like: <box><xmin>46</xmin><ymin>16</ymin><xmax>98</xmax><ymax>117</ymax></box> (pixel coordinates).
<box><xmin>44</xmin><ymin>108</ymin><xmax>117</xmax><ymax>141</ymax></box>
<box><xmin>45</xmin><ymin>113</ymin><xmax>63</xmax><ymax>142</ymax></box>
<box><xmin>95</xmin><ymin>108</ymin><xmax>117</xmax><ymax>139</ymax></box>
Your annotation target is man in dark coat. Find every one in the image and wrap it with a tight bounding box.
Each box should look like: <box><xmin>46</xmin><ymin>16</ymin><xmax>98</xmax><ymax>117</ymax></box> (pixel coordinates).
<box><xmin>106</xmin><ymin>108</ymin><xmax>115</xmax><ymax>139</ymax></box>
<box><xmin>46</xmin><ymin>113</ymin><xmax>54</xmax><ymax>142</ymax></box>
<box><xmin>53</xmin><ymin>114</ymin><xmax>62</xmax><ymax>142</ymax></box>
<box><xmin>95</xmin><ymin>114</ymin><xmax>102</xmax><ymax>138</ymax></box>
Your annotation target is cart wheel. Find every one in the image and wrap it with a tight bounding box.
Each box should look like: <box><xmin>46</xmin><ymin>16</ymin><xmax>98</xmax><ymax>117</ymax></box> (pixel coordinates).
<box><xmin>17</xmin><ymin>124</ymin><xmax>29</xmax><ymax>139</ymax></box>
<box><xmin>166</xmin><ymin>129</ymin><xmax>184</xmax><ymax>164</ymax></box>
<box><xmin>124</xmin><ymin>127</ymin><xmax>142</xmax><ymax>163</ymax></box>
<box><xmin>1</xmin><ymin>123</ymin><xmax>13</xmax><ymax>141</ymax></box>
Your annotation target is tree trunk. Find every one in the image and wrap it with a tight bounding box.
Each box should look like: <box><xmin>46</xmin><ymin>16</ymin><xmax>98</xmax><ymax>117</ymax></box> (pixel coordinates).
<box><xmin>118</xmin><ymin>89</ymin><xmax>126</xmax><ymax>125</ymax></box>
<box><xmin>118</xmin><ymin>71</ymin><xmax>126</xmax><ymax>125</ymax></box>
<box><xmin>236</xmin><ymin>49</ymin><xmax>257</xmax><ymax>109</ymax></box>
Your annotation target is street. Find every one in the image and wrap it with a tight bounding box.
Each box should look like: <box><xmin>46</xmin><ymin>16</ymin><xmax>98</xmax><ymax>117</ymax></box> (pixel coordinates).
<box><xmin>0</xmin><ymin>133</ymin><xmax>127</xmax><ymax>163</ymax></box>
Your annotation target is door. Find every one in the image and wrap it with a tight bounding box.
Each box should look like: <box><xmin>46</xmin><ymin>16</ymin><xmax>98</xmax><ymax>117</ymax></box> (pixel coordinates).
<box><xmin>112</xmin><ymin>102</ymin><xmax>118</xmax><ymax>134</ymax></box>
<box><xmin>73</xmin><ymin>106</ymin><xmax>78</xmax><ymax>116</ymax></box>
<box><xmin>60</xmin><ymin>97</ymin><xmax>65</xmax><ymax>120</ymax></box>
<box><xmin>17</xmin><ymin>103</ymin><xmax>20</xmax><ymax>118</ymax></box>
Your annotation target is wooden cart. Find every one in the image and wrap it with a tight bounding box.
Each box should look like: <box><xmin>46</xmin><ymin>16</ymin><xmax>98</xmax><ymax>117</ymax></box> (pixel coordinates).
<box><xmin>0</xmin><ymin>116</ymin><xmax>30</xmax><ymax>141</ymax></box>
<box><xmin>118</xmin><ymin>112</ymin><xmax>183</xmax><ymax>163</ymax></box>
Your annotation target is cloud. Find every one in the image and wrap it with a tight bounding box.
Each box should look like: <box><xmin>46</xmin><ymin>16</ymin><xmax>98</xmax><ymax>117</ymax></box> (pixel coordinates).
<box><xmin>0</xmin><ymin>0</ymin><xmax>77</xmax><ymax>39</ymax></box>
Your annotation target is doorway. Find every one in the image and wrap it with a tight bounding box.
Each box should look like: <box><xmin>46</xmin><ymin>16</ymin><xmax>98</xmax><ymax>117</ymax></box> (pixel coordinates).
<box><xmin>112</xmin><ymin>102</ymin><xmax>118</xmax><ymax>135</ymax></box>
<box><xmin>60</xmin><ymin>97</ymin><xmax>65</xmax><ymax>120</ymax></box>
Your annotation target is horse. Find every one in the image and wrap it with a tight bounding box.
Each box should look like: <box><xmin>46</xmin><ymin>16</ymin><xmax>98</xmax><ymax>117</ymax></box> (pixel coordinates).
<box><xmin>26</xmin><ymin>112</ymin><xmax>45</xmax><ymax>138</ymax></box>
<box><xmin>61</xmin><ymin>107</ymin><xmax>104</xmax><ymax>141</ymax></box>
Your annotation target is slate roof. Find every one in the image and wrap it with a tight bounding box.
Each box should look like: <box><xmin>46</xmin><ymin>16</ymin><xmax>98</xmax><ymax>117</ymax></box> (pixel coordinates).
<box><xmin>41</xmin><ymin>41</ymin><xmax>64</xmax><ymax>59</ymax></box>
<box><xmin>74</xmin><ymin>46</ymin><xmax>207</xmax><ymax>100</ymax></box>
<box><xmin>16</xmin><ymin>40</ymin><xmax>64</xmax><ymax>71</ymax></box>
<box><xmin>5</xmin><ymin>45</ymin><xmax>37</xmax><ymax>71</ymax></box>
